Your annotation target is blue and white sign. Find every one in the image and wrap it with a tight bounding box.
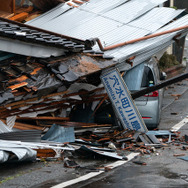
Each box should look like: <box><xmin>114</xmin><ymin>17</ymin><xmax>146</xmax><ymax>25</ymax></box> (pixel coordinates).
<box><xmin>101</xmin><ymin>68</ymin><xmax>148</xmax><ymax>133</ymax></box>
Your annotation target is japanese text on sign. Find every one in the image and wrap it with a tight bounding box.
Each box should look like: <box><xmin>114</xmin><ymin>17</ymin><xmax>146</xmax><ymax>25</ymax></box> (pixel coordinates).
<box><xmin>101</xmin><ymin>69</ymin><xmax>148</xmax><ymax>133</ymax></box>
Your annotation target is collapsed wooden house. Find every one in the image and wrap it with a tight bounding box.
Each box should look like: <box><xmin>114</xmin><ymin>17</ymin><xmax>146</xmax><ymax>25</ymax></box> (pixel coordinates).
<box><xmin>0</xmin><ymin>0</ymin><xmax>187</xmax><ymax>162</ymax></box>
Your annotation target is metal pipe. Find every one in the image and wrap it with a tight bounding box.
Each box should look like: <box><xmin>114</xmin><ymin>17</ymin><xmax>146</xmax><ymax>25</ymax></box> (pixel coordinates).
<box><xmin>131</xmin><ymin>72</ymin><xmax>188</xmax><ymax>99</ymax></box>
<box><xmin>95</xmin><ymin>25</ymin><xmax>188</xmax><ymax>51</ymax></box>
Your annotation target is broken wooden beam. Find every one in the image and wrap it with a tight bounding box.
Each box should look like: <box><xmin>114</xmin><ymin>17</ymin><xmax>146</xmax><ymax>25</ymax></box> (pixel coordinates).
<box><xmin>17</xmin><ymin>116</ymin><xmax>70</xmax><ymax>121</ymax></box>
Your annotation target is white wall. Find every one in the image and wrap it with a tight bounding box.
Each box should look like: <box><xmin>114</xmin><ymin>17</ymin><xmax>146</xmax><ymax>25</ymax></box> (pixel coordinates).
<box><xmin>183</xmin><ymin>35</ymin><xmax>188</xmax><ymax>59</ymax></box>
<box><xmin>170</xmin><ymin>0</ymin><xmax>174</xmax><ymax>7</ymax></box>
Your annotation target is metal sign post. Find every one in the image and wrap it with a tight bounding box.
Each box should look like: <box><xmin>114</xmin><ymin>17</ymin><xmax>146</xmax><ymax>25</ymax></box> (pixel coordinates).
<box><xmin>101</xmin><ymin>68</ymin><xmax>148</xmax><ymax>133</ymax></box>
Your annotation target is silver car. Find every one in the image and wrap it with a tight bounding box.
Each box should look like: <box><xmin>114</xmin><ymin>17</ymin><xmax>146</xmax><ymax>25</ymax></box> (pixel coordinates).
<box><xmin>72</xmin><ymin>57</ymin><xmax>165</xmax><ymax>130</ymax></box>
<box><xmin>123</xmin><ymin>57</ymin><xmax>165</xmax><ymax>129</ymax></box>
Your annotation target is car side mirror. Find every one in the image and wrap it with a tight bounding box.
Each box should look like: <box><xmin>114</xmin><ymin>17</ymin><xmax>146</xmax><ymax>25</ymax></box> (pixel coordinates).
<box><xmin>160</xmin><ymin>72</ymin><xmax>167</xmax><ymax>80</ymax></box>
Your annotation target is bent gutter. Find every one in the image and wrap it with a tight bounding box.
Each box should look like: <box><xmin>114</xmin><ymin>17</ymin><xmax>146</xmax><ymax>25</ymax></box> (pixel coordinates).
<box><xmin>92</xmin><ymin>25</ymin><xmax>188</xmax><ymax>51</ymax></box>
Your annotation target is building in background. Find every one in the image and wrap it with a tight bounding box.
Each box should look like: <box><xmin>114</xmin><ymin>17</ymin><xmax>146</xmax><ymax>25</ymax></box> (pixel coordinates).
<box><xmin>164</xmin><ymin>0</ymin><xmax>188</xmax><ymax>64</ymax></box>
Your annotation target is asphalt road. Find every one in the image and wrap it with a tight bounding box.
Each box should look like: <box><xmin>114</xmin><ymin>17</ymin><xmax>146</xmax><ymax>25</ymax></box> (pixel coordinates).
<box><xmin>0</xmin><ymin>68</ymin><xmax>187</xmax><ymax>188</ymax></box>
<box><xmin>72</xmin><ymin>79</ymin><xmax>188</xmax><ymax>188</ymax></box>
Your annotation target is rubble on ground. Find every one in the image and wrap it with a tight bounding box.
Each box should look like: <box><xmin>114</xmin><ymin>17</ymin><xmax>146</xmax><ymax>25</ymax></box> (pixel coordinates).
<box><xmin>0</xmin><ymin>0</ymin><xmax>187</xmax><ymax>175</ymax></box>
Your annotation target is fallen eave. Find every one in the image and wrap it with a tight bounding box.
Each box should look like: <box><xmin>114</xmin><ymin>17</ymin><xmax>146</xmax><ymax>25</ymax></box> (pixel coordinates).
<box><xmin>0</xmin><ymin>36</ymin><xmax>66</xmax><ymax>58</ymax></box>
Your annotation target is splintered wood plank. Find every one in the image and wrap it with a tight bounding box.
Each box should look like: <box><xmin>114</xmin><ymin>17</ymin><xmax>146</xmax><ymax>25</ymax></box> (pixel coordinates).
<box><xmin>0</xmin><ymin>119</ymin><xmax>45</xmax><ymax>130</ymax></box>
<box><xmin>0</xmin><ymin>11</ymin><xmax>14</xmax><ymax>18</ymax></box>
<box><xmin>2</xmin><ymin>87</ymin><xmax>103</xmax><ymax>110</ymax></box>
<box><xmin>13</xmin><ymin>122</ymin><xmax>45</xmax><ymax>130</ymax></box>
<box><xmin>8</xmin><ymin>82</ymin><xmax>28</xmax><ymax>90</ymax></box>
<box><xmin>10</xmin><ymin>12</ymin><xmax>29</xmax><ymax>22</ymax></box>
<box><xmin>24</xmin><ymin>12</ymin><xmax>41</xmax><ymax>22</ymax></box>
<box><xmin>38</xmin><ymin>121</ymin><xmax>112</xmax><ymax>128</ymax></box>
<box><xmin>3</xmin><ymin>90</ymin><xmax>68</xmax><ymax>109</ymax></box>
<box><xmin>17</xmin><ymin>116</ymin><xmax>70</xmax><ymax>121</ymax></box>
<box><xmin>34</xmin><ymin>149</ymin><xmax>56</xmax><ymax>158</ymax></box>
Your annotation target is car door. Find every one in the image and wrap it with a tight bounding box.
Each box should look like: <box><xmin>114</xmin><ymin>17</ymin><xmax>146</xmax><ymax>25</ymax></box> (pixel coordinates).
<box><xmin>152</xmin><ymin>58</ymin><xmax>164</xmax><ymax>115</ymax></box>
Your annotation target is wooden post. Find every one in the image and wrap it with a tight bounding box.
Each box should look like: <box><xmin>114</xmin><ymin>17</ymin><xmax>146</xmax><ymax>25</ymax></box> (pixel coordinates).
<box><xmin>12</xmin><ymin>0</ymin><xmax>16</xmax><ymax>14</ymax></box>
<box><xmin>0</xmin><ymin>0</ymin><xmax>15</xmax><ymax>13</ymax></box>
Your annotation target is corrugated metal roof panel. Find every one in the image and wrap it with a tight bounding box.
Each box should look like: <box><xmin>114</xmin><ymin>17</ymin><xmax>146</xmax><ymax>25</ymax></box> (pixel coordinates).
<box><xmin>37</xmin><ymin>8</ymin><xmax>97</xmax><ymax>34</ymax></box>
<box><xmin>92</xmin><ymin>25</ymin><xmax>149</xmax><ymax>48</ymax></box>
<box><xmin>28</xmin><ymin>0</ymin><xmax>167</xmax><ymax>36</ymax></box>
<box><xmin>2</xmin><ymin>0</ymin><xmax>187</xmax><ymax>64</ymax></box>
<box><xmin>132</xmin><ymin>41</ymin><xmax>172</xmax><ymax>66</ymax></box>
<box><xmin>102</xmin><ymin>0</ymin><xmax>167</xmax><ymax>24</ymax></box>
<box><xmin>79</xmin><ymin>0</ymin><xmax>129</xmax><ymax>14</ymax></box>
<box><xmin>156</xmin><ymin>14</ymin><xmax>188</xmax><ymax>33</ymax></box>
<box><xmin>0</xmin><ymin>130</ymin><xmax>42</xmax><ymax>142</ymax></box>
<box><xmin>128</xmin><ymin>7</ymin><xmax>185</xmax><ymax>32</ymax></box>
<box><xmin>27</xmin><ymin>3</ymin><xmax>70</xmax><ymax>26</ymax></box>
<box><xmin>28</xmin><ymin>0</ymin><xmax>126</xmax><ymax>27</ymax></box>
<box><xmin>104</xmin><ymin>15</ymin><xmax>188</xmax><ymax>63</ymax></box>
<box><xmin>66</xmin><ymin>16</ymin><xmax>122</xmax><ymax>40</ymax></box>
<box><xmin>28</xmin><ymin>1</ymin><xmax>129</xmax><ymax>35</ymax></box>
<box><xmin>0</xmin><ymin>142</ymin><xmax>37</xmax><ymax>162</ymax></box>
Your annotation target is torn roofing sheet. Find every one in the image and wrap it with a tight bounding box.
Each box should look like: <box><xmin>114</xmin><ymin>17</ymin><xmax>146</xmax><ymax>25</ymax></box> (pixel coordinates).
<box><xmin>0</xmin><ymin>120</ymin><xmax>11</xmax><ymax>133</ymax></box>
<box><xmin>0</xmin><ymin>140</ymin><xmax>75</xmax><ymax>151</ymax></box>
<box><xmin>27</xmin><ymin>0</ymin><xmax>166</xmax><ymax>28</ymax></box>
<box><xmin>42</xmin><ymin>124</ymin><xmax>75</xmax><ymax>143</ymax></box>
<box><xmin>27</xmin><ymin>0</ymin><xmax>129</xmax><ymax>27</ymax></box>
<box><xmin>128</xmin><ymin>7</ymin><xmax>185</xmax><ymax>33</ymax></box>
<box><xmin>0</xmin><ymin>138</ymin><xmax>74</xmax><ymax>163</ymax></box>
<box><xmin>0</xmin><ymin>130</ymin><xmax>42</xmax><ymax>142</ymax></box>
<box><xmin>27</xmin><ymin>0</ymin><xmax>168</xmax><ymax>38</ymax></box>
<box><xmin>76</xmin><ymin>145</ymin><xmax>123</xmax><ymax>160</ymax></box>
<box><xmin>108</xmin><ymin>15</ymin><xmax>188</xmax><ymax>63</ymax></box>
<box><xmin>0</xmin><ymin>141</ymin><xmax>37</xmax><ymax>163</ymax></box>
<box><xmin>26</xmin><ymin>0</ymin><xmax>188</xmax><ymax>64</ymax></box>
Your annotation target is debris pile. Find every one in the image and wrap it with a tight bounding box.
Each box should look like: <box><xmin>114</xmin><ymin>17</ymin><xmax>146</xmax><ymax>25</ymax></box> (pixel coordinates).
<box><xmin>0</xmin><ymin>0</ymin><xmax>187</xmax><ymax>175</ymax></box>
<box><xmin>0</xmin><ymin>111</ymin><xmax>186</xmax><ymax>165</ymax></box>
<box><xmin>0</xmin><ymin>54</ymin><xmax>187</xmax><ymax>165</ymax></box>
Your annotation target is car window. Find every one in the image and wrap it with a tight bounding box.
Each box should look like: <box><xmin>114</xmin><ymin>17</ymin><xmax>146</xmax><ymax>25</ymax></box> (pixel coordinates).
<box><xmin>123</xmin><ymin>63</ymin><xmax>144</xmax><ymax>91</ymax></box>
<box><xmin>141</xmin><ymin>66</ymin><xmax>155</xmax><ymax>87</ymax></box>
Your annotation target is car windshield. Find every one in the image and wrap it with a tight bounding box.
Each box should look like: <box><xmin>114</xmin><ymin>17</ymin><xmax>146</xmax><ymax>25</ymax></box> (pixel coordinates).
<box><xmin>123</xmin><ymin>63</ymin><xmax>144</xmax><ymax>91</ymax></box>
<box><xmin>123</xmin><ymin>63</ymin><xmax>155</xmax><ymax>91</ymax></box>
<box><xmin>141</xmin><ymin>66</ymin><xmax>155</xmax><ymax>87</ymax></box>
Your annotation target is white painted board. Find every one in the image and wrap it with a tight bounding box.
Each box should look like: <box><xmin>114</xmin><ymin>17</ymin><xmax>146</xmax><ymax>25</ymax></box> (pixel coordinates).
<box><xmin>101</xmin><ymin>68</ymin><xmax>148</xmax><ymax>133</ymax></box>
